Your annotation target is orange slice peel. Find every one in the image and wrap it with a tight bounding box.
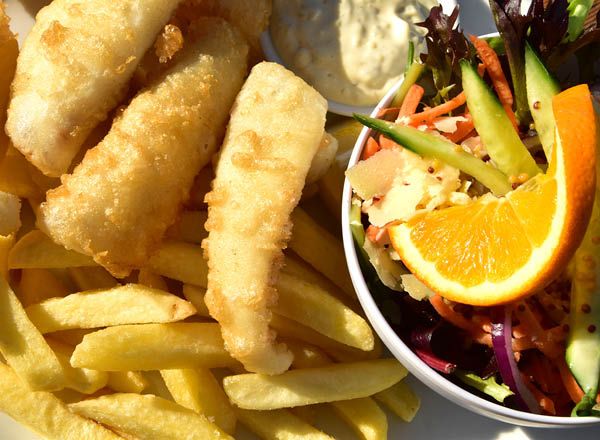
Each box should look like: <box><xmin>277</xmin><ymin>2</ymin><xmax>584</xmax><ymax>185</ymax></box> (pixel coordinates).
<box><xmin>388</xmin><ymin>85</ymin><xmax>597</xmax><ymax>306</ymax></box>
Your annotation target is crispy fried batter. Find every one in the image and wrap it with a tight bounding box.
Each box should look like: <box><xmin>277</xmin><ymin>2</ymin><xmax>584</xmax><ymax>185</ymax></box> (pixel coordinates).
<box><xmin>204</xmin><ymin>62</ymin><xmax>327</xmax><ymax>374</ymax></box>
<box><xmin>174</xmin><ymin>0</ymin><xmax>271</xmax><ymax>62</ymax></box>
<box><xmin>6</xmin><ymin>0</ymin><xmax>183</xmax><ymax>177</ymax></box>
<box><xmin>38</xmin><ymin>18</ymin><xmax>249</xmax><ymax>277</ymax></box>
<box><xmin>0</xmin><ymin>2</ymin><xmax>17</xmax><ymax>162</ymax></box>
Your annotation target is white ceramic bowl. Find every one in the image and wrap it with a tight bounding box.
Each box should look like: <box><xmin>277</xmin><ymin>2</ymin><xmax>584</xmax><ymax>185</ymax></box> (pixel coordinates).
<box><xmin>340</xmin><ymin>78</ymin><xmax>600</xmax><ymax>428</ymax></box>
<box><xmin>260</xmin><ymin>0</ymin><xmax>458</xmax><ymax>116</ymax></box>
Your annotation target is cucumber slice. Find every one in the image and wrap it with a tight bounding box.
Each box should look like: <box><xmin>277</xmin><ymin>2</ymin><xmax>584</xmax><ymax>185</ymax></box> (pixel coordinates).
<box><xmin>525</xmin><ymin>43</ymin><xmax>560</xmax><ymax>158</ymax></box>
<box><xmin>566</xmin><ymin>102</ymin><xmax>600</xmax><ymax>417</ymax></box>
<box><xmin>460</xmin><ymin>61</ymin><xmax>541</xmax><ymax>179</ymax></box>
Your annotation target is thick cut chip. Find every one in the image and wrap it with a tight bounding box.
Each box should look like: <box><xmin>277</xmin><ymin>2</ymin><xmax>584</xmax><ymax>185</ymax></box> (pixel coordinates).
<box><xmin>374</xmin><ymin>381</ymin><xmax>420</xmax><ymax>422</ymax></box>
<box><xmin>204</xmin><ymin>62</ymin><xmax>327</xmax><ymax>374</ymax></box>
<box><xmin>0</xmin><ymin>191</ymin><xmax>20</xmax><ymax>236</ymax></box>
<box><xmin>0</xmin><ymin>277</ymin><xmax>65</xmax><ymax>391</ymax></box>
<box><xmin>236</xmin><ymin>408</ymin><xmax>333</xmax><ymax>440</ymax></box>
<box><xmin>26</xmin><ymin>283</ymin><xmax>196</xmax><ymax>333</ymax></box>
<box><xmin>289</xmin><ymin>208</ymin><xmax>355</xmax><ymax>296</ymax></box>
<box><xmin>107</xmin><ymin>371</ymin><xmax>148</xmax><ymax>394</ymax></box>
<box><xmin>38</xmin><ymin>18</ymin><xmax>249</xmax><ymax>276</ymax></box>
<box><xmin>6</xmin><ymin>0</ymin><xmax>183</xmax><ymax>176</ymax></box>
<box><xmin>0</xmin><ymin>2</ymin><xmax>17</xmax><ymax>162</ymax></box>
<box><xmin>8</xmin><ymin>230</ymin><xmax>96</xmax><ymax>269</ymax></box>
<box><xmin>330</xmin><ymin>397</ymin><xmax>388</xmax><ymax>440</ymax></box>
<box><xmin>18</xmin><ymin>268</ymin><xmax>71</xmax><ymax>307</ymax></box>
<box><xmin>71</xmin><ymin>323</ymin><xmax>237</xmax><ymax>371</ymax></box>
<box><xmin>0</xmin><ymin>363</ymin><xmax>121</xmax><ymax>439</ymax></box>
<box><xmin>160</xmin><ymin>369</ymin><xmax>236</xmax><ymax>434</ymax></box>
<box><xmin>47</xmin><ymin>338</ymin><xmax>108</xmax><ymax>394</ymax></box>
<box><xmin>69</xmin><ymin>393</ymin><xmax>233</xmax><ymax>440</ymax></box>
<box><xmin>148</xmin><ymin>240</ymin><xmax>207</xmax><ymax>286</ymax></box>
<box><xmin>223</xmin><ymin>359</ymin><xmax>408</xmax><ymax>410</ymax></box>
<box><xmin>276</xmin><ymin>272</ymin><xmax>373</xmax><ymax>350</ymax></box>
<box><xmin>67</xmin><ymin>266</ymin><xmax>118</xmax><ymax>291</ymax></box>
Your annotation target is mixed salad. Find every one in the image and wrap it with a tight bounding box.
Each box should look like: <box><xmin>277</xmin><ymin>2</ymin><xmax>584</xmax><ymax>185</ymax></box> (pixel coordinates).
<box><xmin>347</xmin><ymin>0</ymin><xmax>600</xmax><ymax>417</ymax></box>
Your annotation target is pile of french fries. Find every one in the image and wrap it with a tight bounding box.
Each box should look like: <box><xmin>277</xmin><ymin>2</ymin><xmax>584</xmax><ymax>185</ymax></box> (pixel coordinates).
<box><xmin>1</xmin><ymin>194</ymin><xmax>420</xmax><ymax>439</ymax></box>
<box><xmin>0</xmin><ymin>2</ymin><xmax>419</xmax><ymax>439</ymax></box>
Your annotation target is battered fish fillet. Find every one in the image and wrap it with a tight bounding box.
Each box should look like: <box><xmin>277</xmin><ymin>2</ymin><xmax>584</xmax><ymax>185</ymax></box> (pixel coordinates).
<box><xmin>0</xmin><ymin>2</ymin><xmax>17</xmax><ymax>161</ymax></box>
<box><xmin>175</xmin><ymin>0</ymin><xmax>271</xmax><ymax>61</ymax></box>
<box><xmin>204</xmin><ymin>62</ymin><xmax>327</xmax><ymax>374</ymax></box>
<box><xmin>6</xmin><ymin>0</ymin><xmax>182</xmax><ymax>177</ymax></box>
<box><xmin>38</xmin><ymin>18</ymin><xmax>249</xmax><ymax>277</ymax></box>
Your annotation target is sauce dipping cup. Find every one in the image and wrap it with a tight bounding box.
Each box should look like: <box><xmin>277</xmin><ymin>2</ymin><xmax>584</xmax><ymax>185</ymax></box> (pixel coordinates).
<box><xmin>260</xmin><ymin>0</ymin><xmax>458</xmax><ymax>116</ymax></box>
<box><xmin>340</xmin><ymin>77</ymin><xmax>600</xmax><ymax>428</ymax></box>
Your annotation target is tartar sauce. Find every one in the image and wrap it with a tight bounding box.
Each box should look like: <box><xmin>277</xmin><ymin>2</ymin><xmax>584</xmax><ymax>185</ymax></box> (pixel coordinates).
<box><xmin>270</xmin><ymin>0</ymin><xmax>436</xmax><ymax>106</ymax></box>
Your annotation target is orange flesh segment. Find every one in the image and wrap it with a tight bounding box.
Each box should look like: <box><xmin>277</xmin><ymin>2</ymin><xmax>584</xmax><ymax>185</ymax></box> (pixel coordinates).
<box><xmin>389</xmin><ymin>85</ymin><xmax>597</xmax><ymax>306</ymax></box>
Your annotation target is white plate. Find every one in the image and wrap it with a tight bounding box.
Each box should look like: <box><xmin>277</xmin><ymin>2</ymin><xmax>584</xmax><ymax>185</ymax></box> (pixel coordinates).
<box><xmin>3</xmin><ymin>1</ymin><xmax>600</xmax><ymax>439</ymax></box>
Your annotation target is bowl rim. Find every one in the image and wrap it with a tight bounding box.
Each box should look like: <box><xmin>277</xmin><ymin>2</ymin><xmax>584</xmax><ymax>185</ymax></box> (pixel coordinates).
<box><xmin>340</xmin><ymin>74</ymin><xmax>600</xmax><ymax>427</ymax></box>
<box><xmin>260</xmin><ymin>0</ymin><xmax>459</xmax><ymax>116</ymax></box>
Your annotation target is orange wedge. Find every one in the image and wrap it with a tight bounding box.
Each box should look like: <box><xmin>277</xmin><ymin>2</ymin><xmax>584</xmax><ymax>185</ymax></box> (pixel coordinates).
<box><xmin>388</xmin><ymin>85</ymin><xmax>597</xmax><ymax>306</ymax></box>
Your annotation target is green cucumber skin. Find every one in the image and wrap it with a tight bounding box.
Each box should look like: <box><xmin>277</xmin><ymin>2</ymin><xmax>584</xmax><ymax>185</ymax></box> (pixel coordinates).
<box><xmin>460</xmin><ymin>61</ymin><xmax>541</xmax><ymax>179</ymax></box>
<box><xmin>566</xmin><ymin>102</ymin><xmax>600</xmax><ymax>416</ymax></box>
<box><xmin>353</xmin><ymin>114</ymin><xmax>512</xmax><ymax>196</ymax></box>
<box><xmin>524</xmin><ymin>44</ymin><xmax>560</xmax><ymax>159</ymax></box>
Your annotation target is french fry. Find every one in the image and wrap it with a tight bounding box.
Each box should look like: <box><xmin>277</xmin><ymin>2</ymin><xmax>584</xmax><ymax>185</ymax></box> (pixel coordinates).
<box><xmin>107</xmin><ymin>371</ymin><xmax>148</xmax><ymax>394</ymax></box>
<box><xmin>236</xmin><ymin>408</ymin><xmax>333</xmax><ymax>440</ymax></box>
<box><xmin>0</xmin><ymin>191</ymin><xmax>20</xmax><ymax>236</ymax></box>
<box><xmin>276</xmin><ymin>272</ymin><xmax>374</xmax><ymax>350</ymax></box>
<box><xmin>47</xmin><ymin>338</ymin><xmax>108</xmax><ymax>394</ymax></box>
<box><xmin>0</xmin><ymin>234</ymin><xmax>14</xmax><ymax>279</ymax></box>
<box><xmin>183</xmin><ymin>284</ymin><xmax>211</xmax><ymax>318</ymax></box>
<box><xmin>142</xmin><ymin>370</ymin><xmax>173</xmax><ymax>400</ymax></box>
<box><xmin>374</xmin><ymin>381</ymin><xmax>421</xmax><ymax>422</ymax></box>
<box><xmin>138</xmin><ymin>267</ymin><xmax>169</xmax><ymax>291</ymax></box>
<box><xmin>223</xmin><ymin>359</ymin><xmax>408</xmax><ymax>410</ymax></box>
<box><xmin>166</xmin><ymin>210</ymin><xmax>208</xmax><ymax>244</ymax></box>
<box><xmin>18</xmin><ymin>268</ymin><xmax>70</xmax><ymax>307</ymax></box>
<box><xmin>285</xmin><ymin>339</ymin><xmax>332</xmax><ymax>369</ymax></box>
<box><xmin>0</xmin><ymin>2</ymin><xmax>18</xmax><ymax>161</ymax></box>
<box><xmin>289</xmin><ymin>405</ymin><xmax>318</xmax><ymax>425</ymax></box>
<box><xmin>52</xmin><ymin>388</ymin><xmax>88</xmax><ymax>405</ymax></box>
<box><xmin>289</xmin><ymin>207</ymin><xmax>354</xmax><ymax>296</ymax></box>
<box><xmin>47</xmin><ymin>329</ymin><xmax>94</xmax><ymax>346</ymax></box>
<box><xmin>26</xmin><ymin>284</ymin><xmax>196</xmax><ymax>333</ymax></box>
<box><xmin>71</xmin><ymin>323</ymin><xmax>237</xmax><ymax>371</ymax></box>
<box><xmin>0</xmin><ymin>363</ymin><xmax>121</xmax><ymax>439</ymax></box>
<box><xmin>69</xmin><ymin>393</ymin><xmax>233</xmax><ymax>440</ymax></box>
<box><xmin>271</xmin><ymin>314</ymin><xmax>381</xmax><ymax>362</ymax></box>
<box><xmin>184</xmin><ymin>165</ymin><xmax>214</xmax><ymax>210</ymax></box>
<box><xmin>0</xmin><ymin>276</ymin><xmax>65</xmax><ymax>391</ymax></box>
<box><xmin>8</xmin><ymin>230</ymin><xmax>96</xmax><ymax>269</ymax></box>
<box><xmin>147</xmin><ymin>240</ymin><xmax>207</xmax><ymax>286</ymax></box>
<box><xmin>68</xmin><ymin>266</ymin><xmax>119</xmax><ymax>291</ymax></box>
<box><xmin>0</xmin><ymin>147</ymin><xmax>50</xmax><ymax>199</ymax></box>
<box><xmin>306</xmin><ymin>132</ymin><xmax>339</xmax><ymax>185</ymax></box>
<box><xmin>330</xmin><ymin>397</ymin><xmax>388</xmax><ymax>440</ymax></box>
<box><xmin>160</xmin><ymin>368</ymin><xmax>236</xmax><ymax>434</ymax></box>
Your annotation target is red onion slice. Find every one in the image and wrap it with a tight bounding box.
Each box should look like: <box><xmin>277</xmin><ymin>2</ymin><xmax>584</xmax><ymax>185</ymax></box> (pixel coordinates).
<box><xmin>491</xmin><ymin>306</ymin><xmax>541</xmax><ymax>414</ymax></box>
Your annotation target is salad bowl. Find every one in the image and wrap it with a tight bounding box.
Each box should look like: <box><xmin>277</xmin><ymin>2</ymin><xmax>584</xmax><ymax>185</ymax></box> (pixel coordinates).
<box><xmin>341</xmin><ymin>63</ymin><xmax>600</xmax><ymax>429</ymax></box>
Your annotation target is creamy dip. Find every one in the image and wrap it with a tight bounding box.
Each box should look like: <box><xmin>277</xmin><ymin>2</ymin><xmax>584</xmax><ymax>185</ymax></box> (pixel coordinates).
<box><xmin>270</xmin><ymin>0</ymin><xmax>437</xmax><ymax>106</ymax></box>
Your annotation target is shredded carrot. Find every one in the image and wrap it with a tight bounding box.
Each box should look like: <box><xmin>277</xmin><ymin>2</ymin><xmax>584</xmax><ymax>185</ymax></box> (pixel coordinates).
<box><xmin>409</xmin><ymin>92</ymin><xmax>466</xmax><ymax>124</ymax></box>
<box><xmin>362</xmin><ymin>137</ymin><xmax>380</xmax><ymax>160</ymax></box>
<box><xmin>376</xmin><ymin>107</ymin><xmax>401</xmax><ymax>119</ymax></box>
<box><xmin>469</xmin><ymin>35</ymin><xmax>519</xmax><ymax>131</ymax></box>
<box><xmin>398</xmin><ymin>84</ymin><xmax>425</xmax><ymax>118</ymax></box>
<box><xmin>379</xmin><ymin>135</ymin><xmax>397</xmax><ymax>150</ymax></box>
<box><xmin>477</xmin><ymin>63</ymin><xmax>486</xmax><ymax>77</ymax></box>
<box><xmin>523</xmin><ymin>374</ymin><xmax>557</xmax><ymax>415</ymax></box>
<box><xmin>365</xmin><ymin>225</ymin><xmax>389</xmax><ymax>245</ymax></box>
<box><xmin>429</xmin><ymin>295</ymin><xmax>489</xmax><ymax>337</ymax></box>
<box><xmin>556</xmin><ymin>358</ymin><xmax>600</xmax><ymax>405</ymax></box>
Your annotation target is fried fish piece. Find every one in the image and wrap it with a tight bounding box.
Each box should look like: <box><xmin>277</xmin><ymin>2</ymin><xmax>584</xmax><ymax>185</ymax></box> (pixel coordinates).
<box><xmin>0</xmin><ymin>2</ymin><xmax>18</xmax><ymax>162</ymax></box>
<box><xmin>175</xmin><ymin>0</ymin><xmax>271</xmax><ymax>62</ymax></box>
<box><xmin>38</xmin><ymin>18</ymin><xmax>249</xmax><ymax>277</ymax></box>
<box><xmin>6</xmin><ymin>0</ymin><xmax>183</xmax><ymax>177</ymax></box>
<box><xmin>204</xmin><ymin>62</ymin><xmax>327</xmax><ymax>374</ymax></box>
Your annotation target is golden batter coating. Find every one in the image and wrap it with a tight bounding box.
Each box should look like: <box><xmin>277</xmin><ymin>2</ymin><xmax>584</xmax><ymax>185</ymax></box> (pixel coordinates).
<box><xmin>38</xmin><ymin>18</ymin><xmax>249</xmax><ymax>277</ymax></box>
<box><xmin>204</xmin><ymin>62</ymin><xmax>327</xmax><ymax>374</ymax></box>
